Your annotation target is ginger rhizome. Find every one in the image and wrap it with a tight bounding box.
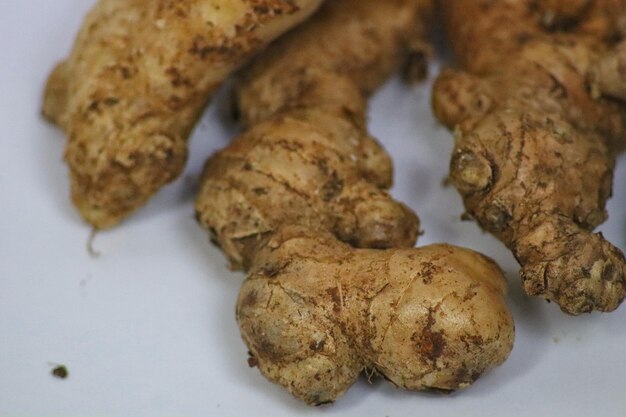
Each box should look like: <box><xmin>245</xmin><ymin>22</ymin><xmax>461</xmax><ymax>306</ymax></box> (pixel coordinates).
<box><xmin>196</xmin><ymin>0</ymin><xmax>514</xmax><ymax>404</ymax></box>
<box><xmin>239</xmin><ymin>227</ymin><xmax>514</xmax><ymax>405</ymax></box>
<box><xmin>196</xmin><ymin>0</ymin><xmax>432</xmax><ymax>270</ymax></box>
<box><xmin>43</xmin><ymin>0</ymin><xmax>323</xmax><ymax>229</ymax></box>
<box><xmin>432</xmin><ymin>0</ymin><xmax>626</xmax><ymax>314</ymax></box>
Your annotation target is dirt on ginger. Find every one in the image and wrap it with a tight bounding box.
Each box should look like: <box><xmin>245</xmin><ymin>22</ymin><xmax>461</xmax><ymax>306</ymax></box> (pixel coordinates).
<box><xmin>432</xmin><ymin>0</ymin><xmax>626</xmax><ymax>315</ymax></box>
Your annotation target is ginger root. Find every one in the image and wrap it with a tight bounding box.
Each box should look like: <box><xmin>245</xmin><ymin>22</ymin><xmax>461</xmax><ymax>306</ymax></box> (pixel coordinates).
<box><xmin>43</xmin><ymin>0</ymin><xmax>323</xmax><ymax>229</ymax></box>
<box><xmin>238</xmin><ymin>227</ymin><xmax>514</xmax><ymax>405</ymax></box>
<box><xmin>196</xmin><ymin>0</ymin><xmax>432</xmax><ymax>269</ymax></box>
<box><xmin>196</xmin><ymin>0</ymin><xmax>514</xmax><ymax>404</ymax></box>
<box><xmin>433</xmin><ymin>0</ymin><xmax>626</xmax><ymax>314</ymax></box>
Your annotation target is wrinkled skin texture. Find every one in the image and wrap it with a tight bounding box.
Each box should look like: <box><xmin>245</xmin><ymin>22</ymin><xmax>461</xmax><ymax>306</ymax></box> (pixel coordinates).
<box><xmin>196</xmin><ymin>0</ymin><xmax>433</xmax><ymax>269</ymax></box>
<box><xmin>196</xmin><ymin>0</ymin><xmax>515</xmax><ymax>405</ymax></box>
<box><xmin>238</xmin><ymin>227</ymin><xmax>514</xmax><ymax>405</ymax></box>
<box><xmin>42</xmin><ymin>0</ymin><xmax>324</xmax><ymax>228</ymax></box>
<box><xmin>433</xmin><ymin>0</ymin><xmax>626</xmax><ymax>314</ymax></box>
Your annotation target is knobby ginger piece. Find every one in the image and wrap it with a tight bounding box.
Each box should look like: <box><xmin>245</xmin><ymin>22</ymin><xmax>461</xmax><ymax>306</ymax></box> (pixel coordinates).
<box><xmin>433</xmin><ymin>0</ymin><xmax>626</xmax><ymax>314</ymax></box>
<box><xmin>238</xmin><ymin>227</ymin><xmax>514</xmax><ymax>405</ymax></box>
<box><xmin>43</xmin><ymin>0</ymin><xmax>324</xmax><ymax>228</ymax></box>
<box><xmin>196</xmin><ymin>0</ymin><xmax>432</xmax><ymax>269</ymax></box>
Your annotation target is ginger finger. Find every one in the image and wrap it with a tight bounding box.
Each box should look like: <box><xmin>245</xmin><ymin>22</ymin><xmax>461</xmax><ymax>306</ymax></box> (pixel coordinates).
<box><xmin>196</xmin><ymin>0</ymin><xmax>431</xmax><ymax>269</ymax></box>
<box><xmin>196</xmin><ymin>107</ymin><xmax>420</xmax><ymax>269</ymax></box>
<box><xmin>43</xmin><ymin>0</ymin><xmax>324</xmax><ymax>229</ymax></box>
<box><xmin>238</xmin><ymin>226</ymin><xmax>514</xmax><ymax>405</ymax></box>
<box><xmin>433</xmin><ymin>0</ymin><xmax>626</xmax><ymax>314</ymax></box>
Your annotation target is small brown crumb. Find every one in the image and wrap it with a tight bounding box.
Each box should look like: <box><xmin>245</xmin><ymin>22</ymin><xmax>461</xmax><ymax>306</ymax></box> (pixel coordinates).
<box><xmin>247</xmin><ymin>356</ymin><xmax>258</xmax><ymax>368</ymax></box>
<box><xmin>51</xmin><ymin>365</ymin><xmax>69</xmax><ymax>379</ymax></box>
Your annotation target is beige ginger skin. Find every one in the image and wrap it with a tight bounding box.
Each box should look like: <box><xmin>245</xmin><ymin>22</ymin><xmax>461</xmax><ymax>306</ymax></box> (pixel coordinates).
<box><xmin>590</xmin><ymin>40</ymin><xmax>626</xmax><ymax>101</ymax></box>
<box><xmin>42</xmin><ymin>0</ymin><xmax>324</xmax><ymax>229</ymax></box>
<box><xmin>238</xmin><ymin>227</ymin><xmax>514</xmax><ymax>405</ymax></box>
<box><xmin>432</xmin><ymin>0</ymin><xmax>626</xmax><ymax>315</ymax></box>
<box><xmin>196</xmin><ymin>0</ymin><xmax>515</xmax><ymax>405</ymax></box>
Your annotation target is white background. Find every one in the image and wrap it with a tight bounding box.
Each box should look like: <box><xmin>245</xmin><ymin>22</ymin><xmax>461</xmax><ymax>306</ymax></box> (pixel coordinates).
<box><xmin>1</xmin><ymin>1</ymin><xmax>625</xmax><ymax>416</ymax></box>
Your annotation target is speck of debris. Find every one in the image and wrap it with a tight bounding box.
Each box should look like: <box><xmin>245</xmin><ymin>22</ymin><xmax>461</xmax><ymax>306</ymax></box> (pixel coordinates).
<box><xmin>51</xmin><ymin>365</ymin><xmax>69</xmax><ymax>379</ymax></box>
<box><xmin>247</xmin><ymin>356</ymin><xmax>258</xmax><ymax>368</ymax></box>
<box><xmin>553</xmin><ymin>337</ymin><xmax>560</xmax><ymax>344</ymax></box>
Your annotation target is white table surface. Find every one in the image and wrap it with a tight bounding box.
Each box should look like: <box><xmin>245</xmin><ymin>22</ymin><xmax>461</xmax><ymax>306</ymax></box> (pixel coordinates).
<box><xmin>1</xmin><ymin>2</ymin><xmax>625</xmax><ymax>416</ymax></box>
